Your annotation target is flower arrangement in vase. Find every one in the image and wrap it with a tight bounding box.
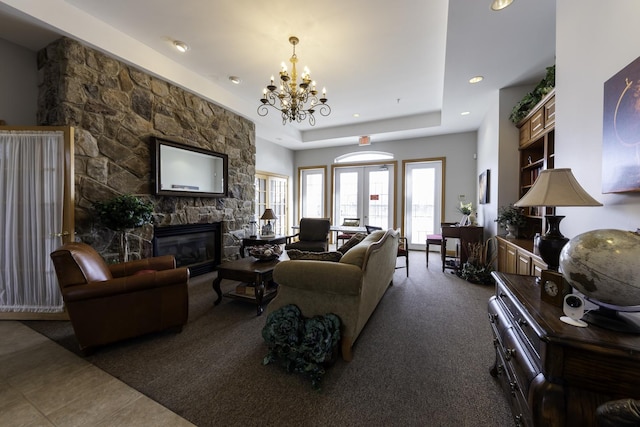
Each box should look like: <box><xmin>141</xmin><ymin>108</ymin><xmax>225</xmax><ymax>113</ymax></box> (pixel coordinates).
<box><xmin>457</xmin><ymin>201</ymin><xmax>475</xmax><ymax>226</ymax></box>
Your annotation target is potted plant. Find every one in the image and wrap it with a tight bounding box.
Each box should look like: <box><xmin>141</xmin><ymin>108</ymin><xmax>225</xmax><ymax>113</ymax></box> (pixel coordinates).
<box><xmin>495</xmin><ymin>204</ymin><xmax>526</xmax><ymax>238</ymax></box>
<box><xmin>460</xmin><ymin>238</ymin><xmax>497</xmax><ymax>285</ymax></box>
<box><xmin>509</xmin><ymin>65</ymin><xmax>555</xmax><ymax>124</ymax></box>
<box><xmin>93</xmin><ymin>194</ymin><xmax>154</xmax><ymax>262</ymax></box>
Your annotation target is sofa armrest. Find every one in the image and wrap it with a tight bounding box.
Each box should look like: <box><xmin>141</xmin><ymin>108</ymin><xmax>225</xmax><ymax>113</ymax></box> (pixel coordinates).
<box><xmin>274</xmin><ymin>260</ymin><xmax>363</xmax><ymax>295</ymax></box>
<box><xmin>63</xmin><ymin>267</ymin><xmax>189</xmax><ymax>302</ymax></box>
<box><xmin>109</xmin><ymin>255</ymin><xmax>176</xmax><ymax>278</ymax></box>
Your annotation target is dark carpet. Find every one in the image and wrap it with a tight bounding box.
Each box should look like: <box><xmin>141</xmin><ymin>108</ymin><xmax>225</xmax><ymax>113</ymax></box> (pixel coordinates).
<box><xmin>24</xmin><ymin>252</ymin><xmax>512</xmax><ymax>426</ymax></box>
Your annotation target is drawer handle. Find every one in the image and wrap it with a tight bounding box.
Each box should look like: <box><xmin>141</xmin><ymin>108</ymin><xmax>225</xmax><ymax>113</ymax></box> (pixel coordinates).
<box><xmin>515</xmin><ymin>414</ymin><xmax>524</xmax><ymax>426</ymax></box>
<box><xmin>509</xmin><ymin>380</ymin><xmax>519</xmax><ymax>396</ymax></box>
<box><xmin>489</xmin><ymin>313</ymin><xmax>499</xmax><ymax>323</ymax></box>
<box><xmin>517</xmin><ymin>318</ymin><xmax>528</xmax><ymax>327</ymax></box>
<box><xmin>504</xmin><ymin>348</ymin><xmax>516</xmax><ymax>361</ymax></box>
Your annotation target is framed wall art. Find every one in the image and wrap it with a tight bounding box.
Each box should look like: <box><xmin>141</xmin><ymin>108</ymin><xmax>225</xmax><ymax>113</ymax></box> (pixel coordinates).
<box><xmin>602</xmin><ymin>55</ymin><xmax>640</xmax><ymax>193</ymax></box>
<box><xmin>479</xmin><ymin>169</ymin><xmax>490</xmax><ymax>204</ymax></box>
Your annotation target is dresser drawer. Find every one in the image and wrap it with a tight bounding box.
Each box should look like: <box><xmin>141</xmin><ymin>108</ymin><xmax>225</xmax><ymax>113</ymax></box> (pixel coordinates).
<box><xmin>501</xmin><ymin>327</ymin><xmax>541</xmax><ymax>400</ymax></box>
<box><xmin>496</xmin><ymin>284</ymin><xmax>542</xmax><ymax>361</ymax></box>
<box><xmin>492</xmin><ymin>333</ymin><xmax>534</xmax><ymax>427</ymax></box>
<box><xmin>488</xmin><ymin>296</ymin><xmax>512</xmax><ymax>343</ymax></box>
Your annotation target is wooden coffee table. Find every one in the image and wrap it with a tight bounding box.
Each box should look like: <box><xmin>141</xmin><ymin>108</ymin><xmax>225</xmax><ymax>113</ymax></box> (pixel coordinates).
<box><xmin>212</xmin><ymin>257</ymin><xmax>280</xmax><ymax>315</ymax></box>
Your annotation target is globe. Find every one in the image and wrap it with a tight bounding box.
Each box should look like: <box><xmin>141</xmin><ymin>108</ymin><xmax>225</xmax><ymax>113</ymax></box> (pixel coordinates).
<box><xmin>560</xmin><ymin>229</ymin><xmax>640</xmax><ymax>306</ymax></box>
<box><xmin>559</xmin><ymin>229</ymin><xmax>640</xmax><ymax>333</ymax></box>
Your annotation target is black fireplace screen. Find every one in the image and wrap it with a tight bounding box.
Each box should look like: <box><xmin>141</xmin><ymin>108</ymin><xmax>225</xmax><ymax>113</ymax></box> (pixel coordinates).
<box><xmin>153</xmin><ymin>223</ymin><xmax>221</xmax><ymax>277</ymax></box>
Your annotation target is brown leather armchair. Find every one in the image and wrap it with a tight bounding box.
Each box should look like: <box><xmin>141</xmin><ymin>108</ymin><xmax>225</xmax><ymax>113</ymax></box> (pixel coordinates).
<box><xmin>50</xmin><ymin>242</ymin><xmax>190</xmax><ymax>354</ymax></box>
<box><xmin>285</xmin><ymin>218</ymin><xmax>331</xmax><ymax>252</ymax></box>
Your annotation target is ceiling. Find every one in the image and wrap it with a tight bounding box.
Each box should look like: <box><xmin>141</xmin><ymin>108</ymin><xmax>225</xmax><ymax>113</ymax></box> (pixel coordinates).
<box><xmin>0</xmin><ymin>0</ymin><xmax>555</xmax><ymax>150</ymax></box>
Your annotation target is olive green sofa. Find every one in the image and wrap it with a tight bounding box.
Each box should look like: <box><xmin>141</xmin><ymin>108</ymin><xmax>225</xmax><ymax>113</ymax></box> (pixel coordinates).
<box><xmin>269</xmin><ymin>228</ymin><xmax>399</xmax><ymax>361</ymax></box>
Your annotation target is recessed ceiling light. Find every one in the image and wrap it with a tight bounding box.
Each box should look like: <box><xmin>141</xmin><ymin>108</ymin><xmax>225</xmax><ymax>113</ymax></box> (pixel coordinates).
<box><xmin>469</xmin><ymin>76</ymin><xmax>484</xmax><ymax>84</ymax></box>
<box><xmin>173</xmin><ymin>40</ymin><xmax>189</xmax><ymax>53</ymax></box>
<box><xmin>353</xmin><ymin>113</ymin><xmax>360</xmax><ymax>118</ymax></box>
<box><xmin>228</xmin><ymin>76</ymin><xmax>241</xmax><ymax>84</ymax></box>
<box><xmin>461</xmin><ymin>111</ymin><xmax>471</xmax><ymax>116</ymax></box>
<box><xmin>491</xmin><ymin>0</ymin><xmax>514</xmax><ymax>11</ymax></box>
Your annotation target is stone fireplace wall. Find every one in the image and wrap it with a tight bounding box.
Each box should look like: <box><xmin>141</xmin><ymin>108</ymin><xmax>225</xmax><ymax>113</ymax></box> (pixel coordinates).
<box><xmin>37</xmin><ymin>37</ymin><xmax>254</xmax><ymax>261</ymax></box>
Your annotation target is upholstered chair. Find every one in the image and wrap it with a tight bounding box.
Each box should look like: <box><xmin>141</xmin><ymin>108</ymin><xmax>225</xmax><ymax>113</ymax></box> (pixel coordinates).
<box><xmin>285</xmin><ymin>218</ymin><xmax>331</xmax><ymax>252</ymax></box>
<box><xmin>50</xmin><ymin>242</ymin><xmax>189</xmax><ymax>354</ymax></box>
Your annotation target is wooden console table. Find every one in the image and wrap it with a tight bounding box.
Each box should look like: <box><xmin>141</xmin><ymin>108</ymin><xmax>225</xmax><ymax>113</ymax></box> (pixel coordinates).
<box><xmin>441</xmin><ymin>225</ymin><xmax>483</xmax><ymax>272</ymax></box>
<box><xmin>489</xmin><ymin>272</ymin><xmax>640</xmax><ymax>426</ymax></box>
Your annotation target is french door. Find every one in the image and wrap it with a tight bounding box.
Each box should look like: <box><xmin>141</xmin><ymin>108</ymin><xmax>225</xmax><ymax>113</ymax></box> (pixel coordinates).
<box><xmin>333</xmin><ymin>164</ymin><xmax>394</xmax><ymax>229</ymax></box>
<box><xmin>404</xmin><ymin>160</ymin><xmax>444</xmax><ymax>250</ymax></box>
<box><xmin>0</xmin><ymin>126</ymin><xmax>75</xmax><ymax>317</ymax></box>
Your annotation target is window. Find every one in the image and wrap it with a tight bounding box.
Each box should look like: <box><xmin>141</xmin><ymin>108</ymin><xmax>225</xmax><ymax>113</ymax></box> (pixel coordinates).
<box><xmin>299</xmin><ymin>167</ymin><xmax>326</xmax><ymax>218</ymax></box>
<box><xmin>255</xmin><ymin>172</ymin><xmax>288</xmax><ymax>236</ymax></box>
<box><xmin>335</xmin><ymin>151</ymin><xmax>394</xmax><ymax>163</ymax></box>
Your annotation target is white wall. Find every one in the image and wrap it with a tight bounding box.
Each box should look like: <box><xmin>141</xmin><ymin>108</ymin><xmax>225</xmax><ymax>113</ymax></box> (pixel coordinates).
<box><xmin>256</xmin><ymin>137</ymin><xmax>296</xmax><ymax>230</ymax></box>
<box><xmin>475</xmin><ymin>85</ymin><xmax>533</xmax><ymax>237</ymax></box>
<box><xmin>556</xmin><ymin>1</ymin><xmax>640</xmax><ymax>237</ymax></box>
<box><xmin>293</xmin><ymin>132</ymin><xmax>478</xmax><ymax>227</ymax></box>
<box><xmin>256</xmin><ymin>137</ymin><xmax>295</xmax><ymax>177</ymax></box>
<box><xmin>0</xmin><ymin>38</ymin><xmax>37</xmax><ymax>125</ymax></box>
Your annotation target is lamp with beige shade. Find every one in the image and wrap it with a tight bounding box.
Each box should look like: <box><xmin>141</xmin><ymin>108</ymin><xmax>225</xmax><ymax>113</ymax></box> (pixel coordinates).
<box><xmin>514</xmin><ymin>168</ymin><xmax>602</xmax><ymax>270</ymax></box>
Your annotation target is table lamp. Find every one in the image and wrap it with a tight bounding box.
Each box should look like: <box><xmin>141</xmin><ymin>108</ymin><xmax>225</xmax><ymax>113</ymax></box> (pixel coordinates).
<box><xmin>260</xmin><ymin>208</ymin><xmax>277</xmax><ymax>237</ymax></box>
<box><xmin>514</xmin><ymin>168</ymin><xmax>602</xmax><ymax>270</ymax></box>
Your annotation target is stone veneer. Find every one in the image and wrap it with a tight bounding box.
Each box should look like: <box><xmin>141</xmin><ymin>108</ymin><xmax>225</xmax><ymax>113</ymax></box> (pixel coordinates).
<box><xmin>37</xmin><ymin>37</ymin><xmax>254</xmax><ymax>261</ymax></box>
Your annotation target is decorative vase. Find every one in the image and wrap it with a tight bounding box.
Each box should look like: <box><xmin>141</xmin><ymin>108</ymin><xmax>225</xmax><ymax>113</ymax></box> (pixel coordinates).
<box><xmin>506</xmin><ymin>223</ymin><xmax>518</xmax><ymax>239</ymax></box>
<box><xmin>119</xmin><ymin>230</ymin><xmax>129</xmax><ymax>263</ymax></box>
<box><xmin>468</xmin><ymin>213</ymin><xmax>477</xmax><ymax>225</ymax></box>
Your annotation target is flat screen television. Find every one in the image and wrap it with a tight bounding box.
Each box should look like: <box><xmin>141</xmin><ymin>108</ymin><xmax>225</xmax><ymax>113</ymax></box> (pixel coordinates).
<box><xmin>151</xmin><ymin>137</ymin><xmax>228</xmax><ymax>198</ymax></box>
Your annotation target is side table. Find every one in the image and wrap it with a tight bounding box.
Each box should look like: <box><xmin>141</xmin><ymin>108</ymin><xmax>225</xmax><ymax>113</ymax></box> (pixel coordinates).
<box><xmin>240</xmin><ymin>235</ymin><xmax>290</xmax><ymax>258</ymax></box>
<box><xmin>212</xmin><ymin>257</ymin><xmax>280</xmax><ymax>315</ymax></box>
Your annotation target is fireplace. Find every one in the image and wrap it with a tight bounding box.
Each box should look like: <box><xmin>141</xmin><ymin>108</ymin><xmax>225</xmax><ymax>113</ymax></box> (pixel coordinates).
<box><xmin>153</xmin><ymin>223</ymin><xmax>221</xmax><ymax>277</ymax></box>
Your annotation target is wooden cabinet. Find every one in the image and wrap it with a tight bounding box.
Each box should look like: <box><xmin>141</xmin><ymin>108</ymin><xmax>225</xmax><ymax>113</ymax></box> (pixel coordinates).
<box><xmin>489</xmin><ymin>272</ymin><xmax>640</xmax><ymax>426</ymax></box>
<box><xmin>496</xmin><ymin>236</ymin><xmax>546</xmax><ymax>277</ymax></box>
<box><xmin>516</xmin><ymin>89</ymin><xmax>556</xmax><ymax>239</ymax></box>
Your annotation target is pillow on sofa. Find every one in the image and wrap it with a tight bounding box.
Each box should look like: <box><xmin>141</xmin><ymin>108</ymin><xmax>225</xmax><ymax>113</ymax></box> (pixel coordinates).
<box><xmin>336</xmin><ymin>232</ymin><xmax>367</xmax><ymax>254</ymax></box>
<box><xmin>339</xmin><ymin>230</ymin><xmax>387</xmax><ymax>267</ymax></box>
<box><xmin>287</xmin><ymin>249</ymin><xmax>343</xmax><ymax>262</ymax></box>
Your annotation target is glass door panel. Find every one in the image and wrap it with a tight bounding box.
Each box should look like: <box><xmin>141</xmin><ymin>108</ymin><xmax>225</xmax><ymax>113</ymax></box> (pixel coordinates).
<box><xmin>405</xmin><ymin>161</ymin><xmax>443</xmax><ymax>250</ymax></box>
<box><xmin>334</xmin><ymin>165</ymin><xmax>393</xmax><ymax>230</ymax></box>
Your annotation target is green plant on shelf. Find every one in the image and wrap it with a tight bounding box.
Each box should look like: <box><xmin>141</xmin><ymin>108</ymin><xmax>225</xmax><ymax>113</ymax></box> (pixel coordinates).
<box><xmin>509</xmin><ymin>64</ymin><xmax>555</xmax><ymax>124</ymax></box>
<box><xmin>495</xmin><ymin>204</ymin><xmax>526</xmax><ymax>228</ymax></box>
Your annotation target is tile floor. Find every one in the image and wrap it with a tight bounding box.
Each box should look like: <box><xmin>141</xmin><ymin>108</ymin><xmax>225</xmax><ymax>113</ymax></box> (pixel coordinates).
<box><xmin>0</xmin><ymin>320</ymin><xmax>195</xmax><ymax>427</ymax></box>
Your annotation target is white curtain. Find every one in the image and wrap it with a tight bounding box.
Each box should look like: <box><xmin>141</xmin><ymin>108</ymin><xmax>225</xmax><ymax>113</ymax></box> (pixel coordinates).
<box><xmin>0</xmin><ymin>130</ymin><xmax>64</xmax><ymax>312</ymax></box>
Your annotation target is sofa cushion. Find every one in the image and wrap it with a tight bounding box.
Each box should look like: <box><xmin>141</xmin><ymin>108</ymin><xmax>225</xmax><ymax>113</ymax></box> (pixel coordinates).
<box><xmin>336</xmin><ymin>232</ymin><xmax>366</xmax><ymax>254</ymax></box>
<box><xmin>339</xmin><ymin>229</ymin><xmax>386</xmax><ymax>268</ymax></box>
<box><xmin>363</xmin><ymin>229</ymin><xmax>386</xmax><ymax>243</ymax></box>
<box><xmin>287</xmin><ymin>250</ymin><xmax>343</xmax><ymax>262</ymax></box>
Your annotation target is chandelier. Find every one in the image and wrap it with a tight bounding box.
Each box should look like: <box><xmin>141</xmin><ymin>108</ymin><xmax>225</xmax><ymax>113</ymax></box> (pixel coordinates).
<box><xmin>258</xmin><ymin>36</ymin><xmax>331</xmax><ymax>126</ymax></box>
